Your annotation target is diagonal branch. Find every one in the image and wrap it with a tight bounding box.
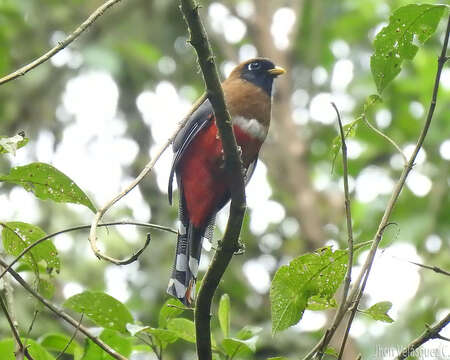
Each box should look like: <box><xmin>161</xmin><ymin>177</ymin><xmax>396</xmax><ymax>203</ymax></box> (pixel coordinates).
<box><xmin>393</xmin><ymin>256</ymin><xmax>450</xmax><ymax>277</ymax></box>
<box><xmin>395</xmin><ymin>312</ymin><xmax>450</xmax><ymax>360</ymax></box>
<box><xmin>178</xmin><ymin>1</ymin><xmax>246</xmax><ymax>360</ymax></box>
<box><xmin>0</xmin><ymin>0</ymin><xmax>124</xmax><ymax>86</ymax></box>
<box><xmin>0</xmin><ymin>258</ymin><xmax>128</xmax><ymax>360</ymax></box>
<box><xmin>0</xmin><ymin>295</ymin><xmax>34</xmax><ymax>360</ymax></box>
<box><xmin>55</xmin><ymin>314</ymin><xmax>84</xmax><ymax>360</ymax></box>
<box><xmin>0</xmin><ymin>221</ymin><xmax>176</xmax><ymax>281</ymax></box>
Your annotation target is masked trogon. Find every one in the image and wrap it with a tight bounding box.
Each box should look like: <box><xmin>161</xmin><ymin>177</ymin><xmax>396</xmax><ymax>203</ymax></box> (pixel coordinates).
<box><xmin>167</xmin><ymin>58</ymin><xmax>285</xmax><ymax>306</ymax></box>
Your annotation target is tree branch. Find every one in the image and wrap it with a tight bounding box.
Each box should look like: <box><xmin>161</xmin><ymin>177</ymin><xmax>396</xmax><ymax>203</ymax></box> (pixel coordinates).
<box><xmin>0</xmin><ymin>295</ymin><xmax>34</xmax><ymax>360</ymax></box>
<box><xmin>88</xmin><ymin>94</ymin><xmax>206</xmax><ymax>265</ymax></box>
<box><xmin>178</xmin><ymin>1</ymin><xmax>246</xmax><ymax>360</ymax></box>
<box><xmin>331</xmin><ymin>102</ymin><xmax>354</xmax><ymax>315</ymax></box>
<box><xmin>393</xmin><ymin>257</ymin><xmax>450</xmax><ymax>277</ymax></box>
<box><xmin>0</xmin><ymin>258</ymin><xmax>128</xmax><ymax>360</ymax></box>
<box><xmin>331</xmin><ymin>102</ymin><xmax>356</xmax><ymax>360</ymax></box>
<box><xmin>55</xmin><ymin>314</ymin><xmax>84</xmax><ymax>360</ymax></box>
<box><xmin>0</xmin><ymin>0</ymin><xmax>123</xmax><ymax>86</ymax></box>
<box><xmin>0</xmin><ymin>221</ymin><xmax>176</xmax><ymax>281</ymax></box>
<box><xmin>395</xmin><ymin>312</ymin><xmax>450</xmax><ymax>360</ymax></box>
<box><xmin>363</xmin><ymin>117</ymin><xmax>407</xmax><ymax>165</ymax></box>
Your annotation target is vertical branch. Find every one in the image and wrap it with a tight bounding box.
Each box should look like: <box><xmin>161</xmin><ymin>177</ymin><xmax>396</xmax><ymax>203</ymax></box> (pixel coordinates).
<box><xmin>178</xmin><ymin>1</ymin><xmax>246</xmax><ymax>359</ymax></box>
<box><xmin>331</xmin><ymin>102</ymin><xmax>354</xmax><ymax>310</ymax></box>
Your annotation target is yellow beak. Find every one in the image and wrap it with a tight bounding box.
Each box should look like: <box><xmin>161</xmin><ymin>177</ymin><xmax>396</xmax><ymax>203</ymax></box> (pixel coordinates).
<box><xmin>268</xmin><ymin>66</ymin><xmax>286</xmax><ymax>76</ymax></box>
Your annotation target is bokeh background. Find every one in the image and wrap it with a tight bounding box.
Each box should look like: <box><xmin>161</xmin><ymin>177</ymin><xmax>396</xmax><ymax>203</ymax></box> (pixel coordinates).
<box><xmin>0</xmin><ymin>0</ymin><xmax>449</xmax><ymax>359</ymax></box>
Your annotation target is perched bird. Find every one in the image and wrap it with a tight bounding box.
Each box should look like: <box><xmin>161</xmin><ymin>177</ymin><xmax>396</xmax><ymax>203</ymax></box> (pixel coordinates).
<box><xmin>167</xmin><ymin>58</ymin><xmax>285</xmax><ymax>306</ymax></box>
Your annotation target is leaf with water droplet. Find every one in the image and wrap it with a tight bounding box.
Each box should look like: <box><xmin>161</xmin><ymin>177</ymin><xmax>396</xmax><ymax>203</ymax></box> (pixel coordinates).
<box><xmin>1</xmin><ymin>222</ymin><xmax>60</xmax><ymax>275</ymax></box>
<box><xmin>371</xmin><ymin>4</ymin><xmax>446</xmax><ymax>93</ymax></box>
<box><xmin>63</xmin><ymin>291</ymin><xmax>133</xmax><ymax>333</ymax></box>
<box><xmin>270</xmin><ymin>247</ymin><xmax>348</xmax><ymax>334</ymax></box>
<box><xmin>362</xmin><ymin>301</ymin><xmax>395</xmax><ymax>323</ymax></box>
<box><xmin>0</xmin><ymin>162</ymin><xmax>96</xmax><ymax>212</ymax></box>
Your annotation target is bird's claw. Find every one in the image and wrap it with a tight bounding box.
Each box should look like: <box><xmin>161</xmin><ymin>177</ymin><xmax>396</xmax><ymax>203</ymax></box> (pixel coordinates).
<box><xmin>234</xmin><ymin>240</ymin><xmax>245</xmax><ymax>255</ymax></box>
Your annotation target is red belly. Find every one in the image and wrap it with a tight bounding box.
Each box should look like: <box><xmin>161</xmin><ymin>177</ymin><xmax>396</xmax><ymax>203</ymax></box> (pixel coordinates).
<box><xmin>178</xmin><ymin>120</ymin><xmax>261</xmax><ymax>227</ymax></box>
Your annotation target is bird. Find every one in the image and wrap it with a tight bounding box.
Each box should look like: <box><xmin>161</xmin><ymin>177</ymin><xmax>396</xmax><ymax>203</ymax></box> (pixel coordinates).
<box><xmin>167</xmin><ymin>58</ymin><xmax>285</xmax><ymax>306</ymax></box>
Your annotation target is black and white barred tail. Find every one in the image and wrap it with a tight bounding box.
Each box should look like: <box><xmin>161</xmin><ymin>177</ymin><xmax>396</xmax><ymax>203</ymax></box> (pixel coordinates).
<box><xmin>167</xmin><ymin>224</ymin><xmax>202</xmax><ymax>306</ymax></box>
<box><xmin>166</xmin><ymin>187</ymin><xmax>215</xmax><ymax>306</ymax></box>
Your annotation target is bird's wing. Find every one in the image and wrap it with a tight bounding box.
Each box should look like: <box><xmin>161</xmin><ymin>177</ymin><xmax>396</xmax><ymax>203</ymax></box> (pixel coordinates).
<box><xmin>168</xmin><ymin>99</ymin><xmax>214</xmax><ymax>204</ymax></box>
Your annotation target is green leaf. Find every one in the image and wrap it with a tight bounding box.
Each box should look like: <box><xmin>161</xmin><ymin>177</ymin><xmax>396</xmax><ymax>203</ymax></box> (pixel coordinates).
<box><xmin>371</xmin><ymin>4</ymin><xmax>446</xmax><ymax>93</ymax></box>
<box><xmin>306</xmin><ymin>295</ymin><xmax>337</xmax><ymax>311</ymax></box>
<box><xmin>235</xmin><ymin>326</ymin><xmax>262</xmax><ymax>340</ymax></box>
<box><xmin>363</xmin><ymin>94</ymin><xmax>382</xmax><ymax>112</ymax></box>
<box><xmin>158</xmin><ymin>297</ymin><xmax>185</xmax><ymax>328</ymax></box>
<box><xmin>40</xmin><ymin>333</ymin><xmax>83</xmax><ymax>360</ymax></box>
<box><xmin>0</xmin><ymin>338</ymin><xmax>55</xmax><ymax>360</ymax></box>
<box><xmin>1</xmin><ymin>222</ymin><xmax>60</xmax><ymax>274</ymax></box>
<box><xmin>0</xmin><ymin>132</ymin><xmax>28</xmax><ymax>155</ymax></box>
<box><xmin>0</xmin><ymin>162</ymin><xmax>96</xmax><ymax>212</ymax></box>
<box><xmin>331</xmin><ymin>119</ymin><xmax>360</xmax><ymax>160</ymax></box>
<box><xmin>63</xmin><ymin>291</ymin><xmax>133</xmax><ymax>333</ymax></box>
<box><xmin>167</xmin><ymin>318</ymin><xmax>196</xmax><ymax>344</ymax></box>
<box><xmin>267</xmin><ymin>358</ymin><xmax>290</xmax><ymax>360</ymax></box>
<box><xmin>38</xmin><ymin>278</ymin><xmax>56</xmax><ymax>299</ymax></box>
<box><xmin>362</xmin><ymin>301</ymin><xmax>395</xmax><ymax>323</ymax></box>
<box><xmin>81</xmin><ymin>329</ymin><xmax>132</xmax><ymax>360</ymax></box>
<box><xmin>99</xmin><ymin>329</ymin><xmax>132</xmax><ymax>359</ymax></box>
<box><xmin>126</xmin><ymin>323</ymin><xmax>148</xmax><ymax>336</ymax></box>
<box><xmin>222</xmin><ymin>336</ymin><xmax>258</xmax><ymax>357</ymax></box>
<box><xmin>144</xmin><ymin>328</ymin><xmax>179</xmax><ymax>349</ymax></box>
<box><xmin>270</xmin><ymin>247</ymin><xmax>348</xmax><ymax>333</ymax></box>
<box><xmin>218</xmin><ymin>293</ymin><xmax>231</xmax><ymax>338</ymax></box>
<box><xmin>324</xmin><ymin>347</ymin><xmax>339</xmax><ymax>358</ymax></box>
<box><xmin>126</xmin><ymin>324</ymin><xmax>178</xmax><ymax>349</ymax></box>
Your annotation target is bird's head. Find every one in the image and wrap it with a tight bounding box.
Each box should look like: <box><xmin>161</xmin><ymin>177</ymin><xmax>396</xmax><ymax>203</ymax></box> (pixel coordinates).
<box><xmin>227</xmin><ymin>58</ymin><xmax>286</xmax><ymax>96</ymax></box>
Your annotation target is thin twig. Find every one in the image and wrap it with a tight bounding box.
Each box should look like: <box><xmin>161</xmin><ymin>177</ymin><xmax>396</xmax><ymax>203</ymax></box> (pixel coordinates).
<box><xmin>179</xmin><ymin>1</ymin><xmax>246</xmax><ymax>360</ymax></box>
<box><xmin>0</xmin><ymin>258</ymin><xmax>128</xmax><ymax>360</ymax></box>
<box><xmin>55</xmin><ymin>314</ymin><xmax>84</xmax><ymax>360</ymax></box>
<box><xmin>0</xmin><ymin>221</ymin><xmax>176</xmax><ymax>281</ymax></box>
<box><xmin>338</xmin><ymin>225</ymin><xmax>390</xmax><ymax>360</ymax></box>
<box><xmin>331</xmin><ymin>102</ymin><xmax>354</xmax><ymax>321</ymax></box>
<box><xmin>167</xmin><ymin>304</ymin><xmax>193</xmax><ymax>312</ymax></box>
<box><xmin>0</xmin><ymin>265</ymin><xmax>34</xmax><ymax>360</ymax></box>
<box><xmin>0</xmin><ymin>0</ymin><xmax>123</xmax><ymax>86</ymax></box>
<box><xmin>363</xmin><ymin>117</ymin><xmax>407</xmax><ymax>164</ymax></box>
<box><xmin>392</xmin><ymin>256</ymin><xmax>450</xmax><ymax>277</ymax></box>
<box><xmin>395</xmin><ymin>312</ymin><xmax>450</xmax><ymax>360</ymax></box>
<box><xmin>88</xmin><ymin>93</ymin><xmax>207</xmax><ymax>264</ymax></box>
<box><xmin>25</xmin><ymin>310</ymin><xmax>39</xmax><ymax>340</ymax></box>
<box><xmin>304</xmin><ymin>13</ymin><xmax>450</xmax><ymax>360</ymax></box>
<box><xmin>0</xmin><ymin>296</ymin><xmax>34</xmax><ymax>360</ymax></box>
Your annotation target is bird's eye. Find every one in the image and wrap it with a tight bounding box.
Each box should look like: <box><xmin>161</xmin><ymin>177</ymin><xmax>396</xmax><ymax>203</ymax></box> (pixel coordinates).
<box><xmin>248</xmin><ymin>62</ymin><xmax>261</xmax><ymax>71</ymax></box>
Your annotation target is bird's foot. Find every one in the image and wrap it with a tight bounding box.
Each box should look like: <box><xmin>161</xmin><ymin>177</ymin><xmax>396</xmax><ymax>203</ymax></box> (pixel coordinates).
<box><xmin>234</xmin><ymin>240</ymin><xmax>245</xmax><ymax>255</ymax></box>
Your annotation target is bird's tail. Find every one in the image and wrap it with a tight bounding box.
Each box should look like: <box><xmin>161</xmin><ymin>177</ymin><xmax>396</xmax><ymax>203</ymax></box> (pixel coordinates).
<box><xmin>167</xmin><ymin>223</ymin><xmax>204</xmax><ymax>306</ymax></box>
